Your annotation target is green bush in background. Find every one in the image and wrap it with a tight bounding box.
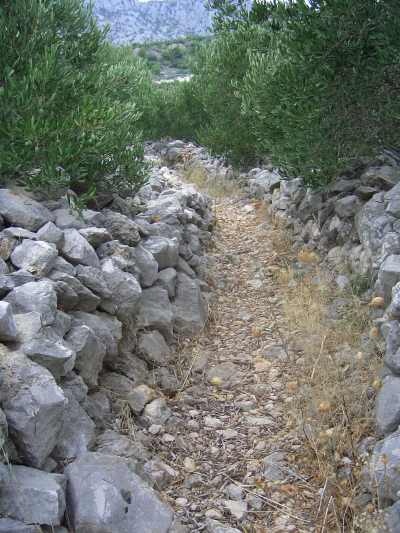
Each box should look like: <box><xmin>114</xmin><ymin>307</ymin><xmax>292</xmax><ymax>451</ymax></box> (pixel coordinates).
<box><xmin>158</xmin><ymin>0</ymin><xmax>400</xmax><ymax>184</ymax></box>
<box><xmin>0</xmin><ymin>0</ymin><xmax>152</xmax><ymax>198</ymax></box>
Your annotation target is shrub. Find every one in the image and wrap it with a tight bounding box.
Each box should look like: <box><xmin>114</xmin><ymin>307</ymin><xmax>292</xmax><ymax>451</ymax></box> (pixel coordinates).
<box><xmin>0</xmin><ymin>0</ymin><xmax>150</xmax><ymax>198</ymax></box>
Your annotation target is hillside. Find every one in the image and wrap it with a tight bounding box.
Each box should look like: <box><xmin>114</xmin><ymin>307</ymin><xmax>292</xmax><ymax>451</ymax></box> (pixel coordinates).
<box><xmin>93</xmin><ymin>0</ymin><xmax>212</xmax><ymax>43</ymax></box>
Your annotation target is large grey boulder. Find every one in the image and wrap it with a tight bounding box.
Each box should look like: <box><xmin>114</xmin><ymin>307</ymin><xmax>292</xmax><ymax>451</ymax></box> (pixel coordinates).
<box><xmin>142</xmin><ymin>194</ymin><xmax>184</xmax><ymax>224</ymax></box>
<box><xmin>384</xmin><ymin>320</ymin><xmax>400</xmax><ymax>374</ymax></box>
<box><xmin>100</xmin><ymin>260</ymin><xmax>142</xmax><ymax>321</ymax></box>
<box><xmin>156</xmin><ymin>267</ymin><xmax>177</xmax><ymax>298</ymax></box>
<box><xmin>83</xmin><ymin>391</ymin><xmax>112</xmax><ymax>429</ymax></box>
<box><xmin>65</xmin><ymin>452</ymin><xmax>173</xmax><ymax>533</ymax></box>
<box><xmin>52</xmin><ymin>256</ymin><xmax>76</xmax><ymax>275</ymax></box>
<box><xmin>361</xmin><ymin>165</ymin><xmax>400</xmax><ymax>189</ymax></box>
<box><xmin>79</xmin><ymin>226</ymin><xmax>112</xmax><ymax>248</ymax></box>
<box><xmin>378</xmin><ymin>255</ymin><xmax>400</xmax><ymax>303</ymax></box>
<box><xmin>50</xmin><ymin>270</ymin><xmax>100</xmax><ymax>312</ymax></box>
<box><xmin>0</xmin><ymin>271</ymin><xmax>34</xmax><ymax>297</ymax></box>
<box><xmin>11</xmin><ymin>240</ymin><xmax>58</xmax><ymax>276</ymax></box>
<box><xmin>102</xmin><ymin>209</ymin><xmax>141</xmax><ymax>246</ymax></box>
<box><xmin>136</xmin><ymin>287</ymin><xmax>173</xmax><ymax>341</ymax></box>
<box><xmin>66</xmin><ymin>325</ymin><xmax>105</xmax><ymax>388</ymax></box>
<box><xmin>355</xmin><ymin>192</ymin><xmax>394</xmax><ymax>255</ymax></box>
<box><xmin>61</xmin><ymin>371</ymin><xmax>88</xmax><ymax>404</ymax></box>
<box><xmin>53</xmin><ymin>207</ymin><xmax>86</xmax><ymax>230</ymax></box>
<box><xmin>138</xmin><ymin>330</ymin><xmax>171</xmax><ymax>366</ymax></box>
<box><xmin>95</xmin><ymin>430</ymin><xmax>150</xmax><ymax>468</ymax></box>
<box><xmin>173</xmin><ymin>273</ymin><xmax>207</xmax><ymax>336</ymax></box>
<box><xmin>249</xmin><ymin>169</ymin><xmax>282</xmax><ymax>197</ymax></box>
<box><xmin>71</xmin><ymin>311</ymin><xmax>122</xmax><ymax>363</ymax></box>
<box><xmin>76</xmin><ymin>264</ymin><xmax>111</xmax><ymax>299</ymax></box>
<box><xmin>130</xmin><ymin>244</ymin><xmax>159</xmax><ymax>287</ymax></box>
<box><xmin>37</xmin><ymin>221</ymin><xmax>64</xmax><ymax>249</ymax></box>
<box><xmin>0</xmin><ymin>189</ymin><xmax>52</xmax><ymax>230</ymax></box>
<box><xmin>51</xmin><ymin>396</ymin><xmax>95</xmax><ymax>463</ymax></box>
<box><xmin>61</xmin><ymin>228</ymin><xmax>100</xmax><ymax>267</ymax></box>
<box><xmin>4</xmin><ymin>280</ymin><xmax>57</xmax><ymax>326</ymax></box>
<box><xmin>334</xmin><ymin>195</ymin><xmax>361</xmax><ymax>218</ymax></box>
<box><xmin>23</xmin><ymin>336</ymin><xmax>76</xmax><ymax>379</ymax></box>
<box><xmin>13</xmin><ymin>311</ymin><xmax>42</xmax><ymax>343</ymax></box>
<box><xmin>142</xmin><ymin>236</ymin><xmax>179</xmax><ymax>269</ymax></box>
<box><xmin>0</xmin><ymin>351</ymin><xmax>66</xmax><ymax>467</ymax></box>
<box><xmin>0</xmin><ymin>301</ymin><xmax>17</xmax><ymax>342</ymax></box>
<box><xmin>2</xmin><ymin>227</ymin><xmax>37</xmax><ymax>240</ymax></box>
<box><xmin>0</xmin><ymin>465</ymin><xmax>65</xmax><ymax>526</ymax></box>
<box><xmin>367</xmin><ymin>431</ymin><xmax>400</xmax><ymax>504</ymax></box>
<box><xmin>376</xmin><ymin>375</ymin><xmax>400</xmax><ymax>435</ymax></box>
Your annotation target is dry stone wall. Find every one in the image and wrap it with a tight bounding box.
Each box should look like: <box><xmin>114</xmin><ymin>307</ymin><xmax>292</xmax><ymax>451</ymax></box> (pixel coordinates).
<box><xmin>0</xmin><ymin>150</ymin><xmax>214</xmax><ymax>532</ymax></box>
<box><xmin>244</xmin><ymin>151</ymin><xmax>400</xmax><ymax>523</ymax></box>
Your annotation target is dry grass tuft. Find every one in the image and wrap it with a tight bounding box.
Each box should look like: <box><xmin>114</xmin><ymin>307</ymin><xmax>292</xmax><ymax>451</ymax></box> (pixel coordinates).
<box><xmin>270</xmin><ymin>232</ymin><xmax>382</xmax><ymax>530</ymax></box>
<box><xmin>182</xmin><ymin>162</ymin><xmax>242</xmax><ymax>199</ymax></box>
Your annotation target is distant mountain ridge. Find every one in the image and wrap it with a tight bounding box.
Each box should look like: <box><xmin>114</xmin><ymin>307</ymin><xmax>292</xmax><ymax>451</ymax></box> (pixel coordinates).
<box><xmin>92</xmin><ymin>0</ymin><xmax>213</xmax><ymax>44</ymax></box>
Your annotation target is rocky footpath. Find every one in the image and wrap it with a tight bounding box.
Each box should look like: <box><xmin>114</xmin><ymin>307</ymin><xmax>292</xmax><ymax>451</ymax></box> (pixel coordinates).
<box><xmin>0</xmin><ymin>151</ymin><xmax>214</xmax><ymax>532</ymax></box>
<box><xmin>157</xmin><ymin>139</ymin><xmax>400</xmax><ymax>529</ymax></box>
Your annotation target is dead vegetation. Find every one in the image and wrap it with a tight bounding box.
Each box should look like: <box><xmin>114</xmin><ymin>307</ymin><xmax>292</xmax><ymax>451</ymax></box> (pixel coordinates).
<box><xmin>263</xmin><ymin>206</ymin><xmax>383</xmax><ymax>532</ymax></box>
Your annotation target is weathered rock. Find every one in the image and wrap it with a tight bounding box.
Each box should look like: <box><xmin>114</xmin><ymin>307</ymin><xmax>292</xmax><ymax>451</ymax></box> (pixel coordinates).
<box><xmin>156</xmin><ymin>267</ymin><xmax>177</xmax><ymax>297</ymax></box>
<box><xmin>141</xmin><ymin>398</ymin><xmax>172</xmax><ymax>426</ymax></box>
<box><xmin>0</xmin><ymin>351</ymin><xmax>67</xmax><ymax>468</ymax></box>
<box><xmin>367</xmin><ymin>431</ymin><xmax>400</xmax><ymax>503</ymax></box>
<box><xmin>52</xmin><ymin>255</ymin><xmax>76</xmax><ymax>275</ymax></box>
<box><xmin>61</xmin><ymin>372</ymin><xmax>88</xmax><ymax>403</ymax></box>
<box><xmin>356</xmin><ymin>192</ymin><xmax>394</xmax><ymax>255</ymax></box>
<box><xmin>65</xmin><ymin>452</ymin><xmax>173</xmax><ymax>533</ymax></box>
<box><xmin>205</xmin><ymin>518</ymin><xmax>241</xmax><ymax>533</ymax></box>
<box><xmin>53</xmin><ymin>208</ymin><xmax>86</xmax><ymax>229</ymax></box>
<box><xmin>0</xmin><ymin>408</ymin><xmax>8</xmax><ymax>449</ymax></box>
<box><xmin>206</xmin><ymin>362</ymin><xmax>238</xmax><ymax>385</ymax></box>
<box><xmin>376</xmin><ymin>375</ymin><xmax>400</xmax><ymax>435</ymax></box>
<box><xmin>173</xmin><ymin>272</ymin><xmax>207</xmax><ymax>336</ymax></box>
<box><xmin>95</xmin><ymin>430</ymin><xmax>150</xmax><ymax>467</ymax></box>
<box><xmin>0</xmin><ymin>189</ymin><xmax>52</xmax><ymax>230</ymax></box>
<box><xmin>23</xmin><ymin>336</ymin><xmax>76</xmax><ymax>379</ymax></box>
<box><xmin>0</xmin><ymin>519</ymin><xmax>40</xmax><ymax>532</ymax></box>
<box><xmin>136</xmin><ymin>287</ymin><xmax>173</xmax><ymax>341</ymax></box>
<box><xmin>66</xmin><ymin>325</ymin><xmax>105</xmax><ymax>388</ymax></box>
<box><xmin>61</xmin><ymin>228</ymin><xmax>100</xmax><ymax>267</ymax></box>
<box><xmin>137</xmin><ymin>330</ymin><xmax>171</xmax><ymax>366</ymax></box>
<box><xmin>383</xmin><ymin>501</ymin><xmax>400</xmax><ymax>532</ymax></box>
<box><xmin>142</xmin><ymin>457</ymin><xmax>178</xmax><ymax>489</ymax></box>
<box><xmin>334</xmin><ymin>195</ymin><xmax>361</xmax><ymax>218</ymax></box>
<box><xmin>51</xmin><ymin>396</ymin><xmax>95</xmax><ymax>463</ymax></box>
<box><xmin>71</xmin><ymin>311</ymin><xmax>122</xmax><ymax>363</ymax></box>
<box><xmin>127</xmin><ymin>384</ymin><xmax>157</xmax><ymax>415</ymax></box>
<box><xmin>0</xmin><ymin>301</ymin><xmax>17</xmax><ymax>342</ymax></box>
<box><xmin>2</xmin><ymin>227</ymin><xmax>37</xmax><ymax>240</ymax></box>
<box><xmin>50</xmin><ymin>270</ymin><xmax>100</xmax><ymax>312</ymax></box>
<box><xmin>11</xmin><ymin>240</ymin><xmax>58</xmax><ymax>276</ymax></box>
<box><xmin>0</xmin><ymin>465</ymin><xmax>65</xmax><ymax>526</ymax></box>
<box><xmin>79</xmin><ymin>226</ymin><xmax>112</xmax><ymax>248</ymax></box>
<box><xmin>37</xmin><ymin>221</ymin><xmax>64</xmax><ymax>249</ymax></box>
<box><xmin>102</xmin><ymin>209</ymin><xmax>141</xmax><ymax>246</ymax></box>
<box><xmin>83</xmin><ymin>391</ymin><xmax>112</xmax><ymax>429</ymax></box>
<box><xmin>378</xmin><ymin>255</ymin><xmax>400</xmax><ymax>303</ymax></box>
<box><xmin>142</xmin><ymin>236</ymin><xmax>179</xmax><ymax>269</ymax></box>
<box><xmin>4</xmin><ymin>280</ymin><xmax>57</xmax><ymax>326</ymax></box>
<box><xmin>0</xmin><ymin>271</ymin><xmax>35</xmax><ymax>297</ymax></box>
<box><xmin>100</xmin><ymin>260</ymin><xmax>142</xmax><ymax>321</ymax></box>
<box><xmin>13</xmin><ymin>311</ymin><xmax>43</xmax><ymax>343</ymax></box>
<box><xmin>361</xmin><ymin>165</ymin><xmax>400</xmax><ymax>189</ymax></box>
<box><xmin>76</xmin><ymin>264</ymin><xmax>111</xmax><ymax>298</ymax></box>
<box><xmin>130</xmin><ymin>244</ymin><xmax>159</xmax><ymax>287</ymax></box>
<box><xmin>263</xmin><ymin>451</ymin><xmax>286</xmax><ymax>482</ymax></box>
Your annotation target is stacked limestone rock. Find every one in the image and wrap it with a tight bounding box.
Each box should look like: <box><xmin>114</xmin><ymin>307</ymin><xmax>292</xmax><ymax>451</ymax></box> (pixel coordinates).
<box><xmin>246</xmin><ymin>153</ymin><xmax>400</xmax><ymax>523</ymax></box>
<box><xmin>0</xmin><ymin>161</ymin><xmax>214</xmax><ymax>532</ymax></box>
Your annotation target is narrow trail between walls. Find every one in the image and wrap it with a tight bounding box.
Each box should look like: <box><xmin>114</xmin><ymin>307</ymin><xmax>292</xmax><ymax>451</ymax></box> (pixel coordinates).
<box><xmin>156</xmin><ymin>191</ymin><xmax>318</xmax><ymax>532</ymax></box>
